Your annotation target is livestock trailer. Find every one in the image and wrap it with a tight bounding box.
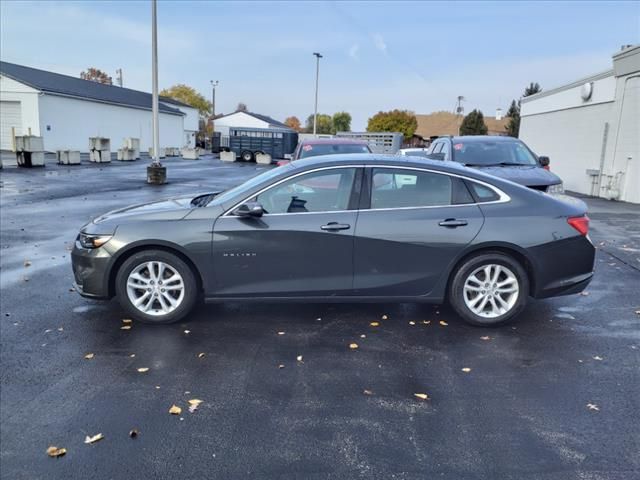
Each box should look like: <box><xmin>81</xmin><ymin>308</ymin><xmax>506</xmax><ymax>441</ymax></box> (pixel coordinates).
<box><xmin>335</xmin><ymin>131</ymin><xmax>403</xmax><ymax>154</ymax></box>
<box><xmin>225</xmin><ymin>127</ymin><xmax>298</xmax><ymax>162</ymax></box>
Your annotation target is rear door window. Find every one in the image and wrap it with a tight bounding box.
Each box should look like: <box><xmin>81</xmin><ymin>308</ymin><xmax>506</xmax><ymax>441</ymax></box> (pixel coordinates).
<box><xmin>371</xmin><ymin>168</ymin><xmax>452</xmax><ymax>209</ymax></box>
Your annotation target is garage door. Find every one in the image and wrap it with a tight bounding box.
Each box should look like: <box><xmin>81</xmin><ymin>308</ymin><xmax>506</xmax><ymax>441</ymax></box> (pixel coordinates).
<box><xmin>1</xmin><ymin>101</ymin><xmax>22</xmax><ymax>150</ymax></box>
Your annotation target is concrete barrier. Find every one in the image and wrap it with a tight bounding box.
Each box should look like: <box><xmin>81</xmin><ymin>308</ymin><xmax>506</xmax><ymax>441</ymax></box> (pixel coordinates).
<box><xmin>124</xmin><ymin>138</ymin><xmax>140</xmax><ymax>159</ymax></box>
<box><xmin>57</xmin><ymin>150</ymin><xmax>81</xmax><ymax>165</ymax></box>
<box><xmin>255</xmin><ymin>153</ymin><xmax>272</xmax><ymax>165</ymax></box>
<box><xmin>89</xmin><ymin>137</ymin><xmax>111</xmax><ymax>163</ymax></box>
<box><xmin>181</xmin><ymin>148</ymin><xmax>199</xmax><ymax>160</ymax></box>
<box><xmin>220</xmin><ymin>151</ymin><xmax>236</xmax><ymax>162</ymax></box>
<box><xmin>16</xmin><ymin>135</ymin><xmax>45</xmax><ymax>167</ymax></box>
<box><xmin>166</xmin><ymin>147</ymin><xmax>180</xmax><ymax>157</ymax></box>
<box><xmin>117</xmin><ymin>148</ymin><xmax>137</xmax><ymax>161</ymax></box>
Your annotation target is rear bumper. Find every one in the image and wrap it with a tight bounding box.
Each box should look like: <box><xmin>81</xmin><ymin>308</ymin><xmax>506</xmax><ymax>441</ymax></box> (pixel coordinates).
<box><xmin>529</xmin><ymin>235</ymin><xmax>596</xmax><ymax>299</ymax></box>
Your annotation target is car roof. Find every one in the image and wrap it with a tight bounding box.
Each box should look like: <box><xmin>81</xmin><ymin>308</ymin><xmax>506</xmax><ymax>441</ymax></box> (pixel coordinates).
<box><xmin>300</xmin><ymin>138</ymin><xmax>369</xmax><ymax>145</ymax></box>
<box><xmin>438</xmin><ymin>135</ymin><xmax>521</xmax><ymax>143</ymax></box>
<box><xmin>289</xmin><ymin>153</ymin><xmax>469</xmax><ymax>173</ymax></box>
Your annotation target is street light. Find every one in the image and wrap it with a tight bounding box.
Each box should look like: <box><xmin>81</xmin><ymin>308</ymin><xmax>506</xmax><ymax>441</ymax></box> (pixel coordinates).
<box><xmin>210</xmin><ymin>80</ymin><xmax>219</xmax><ymax>117</ymax></box>
<box><xmin>147</xmin><ymin>0</ymin><xmax>166</xmax><ymax>184</ymax></box>
<box><xmin>312</xmin><ymin>52</ymin><xmax>322</xmax><ymax>137</ymax></box>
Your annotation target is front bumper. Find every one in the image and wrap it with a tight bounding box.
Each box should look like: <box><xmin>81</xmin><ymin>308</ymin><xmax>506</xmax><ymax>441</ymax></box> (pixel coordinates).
<box><xmin>71</xmin><ymin>241</ymin><xmax>113</xmax><ymax>299</ymax></box>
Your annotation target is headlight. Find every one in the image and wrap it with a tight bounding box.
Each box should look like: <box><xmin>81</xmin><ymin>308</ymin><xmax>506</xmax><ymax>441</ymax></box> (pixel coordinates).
<box><xmin>547</xmin><ymin>183</ymin><xmax>564</xmax><ymax>194</ymax></box>
<box><xmin>78</xmin><ymin>233</ymin><xmax>112</xmax><ymax>249</ymax></box>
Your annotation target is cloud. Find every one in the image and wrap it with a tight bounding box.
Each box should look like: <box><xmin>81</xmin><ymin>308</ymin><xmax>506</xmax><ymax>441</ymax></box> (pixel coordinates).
<box><xmin>372</xmin><ymin>33</ymin><xmax>387</xmax><ymax>55</ymax></box>
<box><xmin>348</xmin><ymin>44</ymin><xmax>360</xmax><ymax>60</ymax></box>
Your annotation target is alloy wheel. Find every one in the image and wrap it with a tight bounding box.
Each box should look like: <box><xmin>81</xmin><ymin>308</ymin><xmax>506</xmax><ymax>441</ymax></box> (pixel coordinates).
<box><xmin>126</xmin><ymin>261</ymin><xmax>185</xmax><ymax>316</ymax></box>
<box><xmin>463</xmin><ymin>264</ymin><xmax>519</xmax><ymax>319</ymax></box>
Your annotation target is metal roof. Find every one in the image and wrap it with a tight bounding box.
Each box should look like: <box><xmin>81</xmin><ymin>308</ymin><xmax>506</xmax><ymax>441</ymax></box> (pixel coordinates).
<box><xmin>0</xmin><ymin>61</ymin><xmax>184</xmax><ymax>116</ymax></box>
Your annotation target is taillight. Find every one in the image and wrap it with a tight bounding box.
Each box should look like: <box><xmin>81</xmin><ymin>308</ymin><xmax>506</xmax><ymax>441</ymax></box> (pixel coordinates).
<box><xmin>568</xmin><ymin>215</ymin><xmax>589</xmax><ymax>236</ymax></box>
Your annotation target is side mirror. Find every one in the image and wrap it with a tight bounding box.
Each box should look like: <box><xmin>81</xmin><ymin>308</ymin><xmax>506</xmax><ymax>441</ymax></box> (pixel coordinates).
<box><xmin>539</xmin><ymin>156</ymin><xmax>550</xmax><ymax>169</ymax></box>
<box><xmin>234</xmin><ymin>201</ymin><xmax>264</xmax><ymax>218</ymax></box>
<box><xmin>427</xmin><ymin>152</ymin><xmax>445</xmax><ymax>161</ymax></box>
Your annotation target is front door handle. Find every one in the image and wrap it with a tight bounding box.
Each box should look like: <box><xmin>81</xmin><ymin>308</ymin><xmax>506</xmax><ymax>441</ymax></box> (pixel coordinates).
<box><xmin>321</xmin><ymin>222</ymin><xmax>351</xmax><ymax>231</ymax></box>
<box><xmin>438</xmin><ymin>218</ymin><xmax>468</xmax><ymax>228</ymax></box>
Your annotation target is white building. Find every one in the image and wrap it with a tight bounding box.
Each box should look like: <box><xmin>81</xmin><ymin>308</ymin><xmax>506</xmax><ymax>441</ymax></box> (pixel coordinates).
<box><xmin>520</xmin><ymin>45</ymin><xmax>639</xmax><ymax>204</ymax></box>
<box><xmin>0</xmin><ymin>61</ymin><xmax>197</xmax><ymax>152</ymax></box>
<box><xmin>214</xmin><ymin>111</ymin><xmax>290</xmax><ymax>137</ymax></box>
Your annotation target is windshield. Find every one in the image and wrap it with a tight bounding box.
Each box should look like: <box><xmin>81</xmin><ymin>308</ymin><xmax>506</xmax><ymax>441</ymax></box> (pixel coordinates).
<box><xmin>299</xmin><ymin>143</ymin><xmax>371</xmax><ymax>159</ymax></box>
<box><xmin>210</xmin><ymin>165</ymin><xmax>290</xmax><ymax>205</ymax></box>
<box><xmin>452</xmin><ymin>140</ymin><xmax>538</xmax><ymax>166</ymax></box>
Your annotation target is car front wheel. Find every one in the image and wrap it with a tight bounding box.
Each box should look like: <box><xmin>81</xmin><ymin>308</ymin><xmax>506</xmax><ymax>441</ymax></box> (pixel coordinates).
<box><xmin>115</xmin><ymin>250</ymin><xmax>198</xmax><ymax>324</ymax></box>
<box><xmin>449</xmin><ymin>252</ymin><xmax>529</xmax><ymax>326</ymax></box>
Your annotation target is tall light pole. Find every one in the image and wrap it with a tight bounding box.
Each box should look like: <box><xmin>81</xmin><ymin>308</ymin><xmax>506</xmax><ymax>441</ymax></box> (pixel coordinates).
<box><xmin>210</xmin><ymin>80</ymin><xmax>219</xmax><ymax>117</ymax></box>
<box><xmin>147</xmin><ymin>0</ymin><xmax>166</xmax><ymax>184</ymax></box>
<box><xmin>312</xmin><ymin>52</ymin><xmax>322</xmax><ymax>136</ymax></box>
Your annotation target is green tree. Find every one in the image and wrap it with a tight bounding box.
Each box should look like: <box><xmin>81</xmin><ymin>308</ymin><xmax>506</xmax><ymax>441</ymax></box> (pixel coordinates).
<box><xmin>284</xmin><ymin>116</ymin><xmax>302</xmax><ymax>131</ymax></box>
<box><xmin>80</xmin><ymin>67</ymin><xmax>112</xmax><ymax>85</ymax></box>
<box><xmin>505</xmin><ymin>82</ymin><xmax>542</xmax><ymax>137</ymax></box>
<box><xmin>366</xmin><ymin>109</ymin><xmax>417</xmax><ymax>139</ymax></box>
<box><xmin>524</xmin><ymin>82</ymin><xmax>542</xmax><ymax>97</ymax></box>
<box><xmin>505</xmin><ymin>99</ymin><xmax>520</xmax><ymax>138</ymax></box>
<box><xmin>332</xmin><ymin>112</ymin><xmax>352</xmax><ymax>133</ymax></box>
<box><xmin>305</xmin><ymin>114</ymin><xmax>333</xmax><ymax>134</ymax></box>
<box><xmin>160</xmin><ymin>84</ymin><xmax>211</xmax><ymax>116</ymax></box>
<box><xmin>459</xmin><ymin>109</ymin><xmax>488</xmax><ymax>135</ymax></box>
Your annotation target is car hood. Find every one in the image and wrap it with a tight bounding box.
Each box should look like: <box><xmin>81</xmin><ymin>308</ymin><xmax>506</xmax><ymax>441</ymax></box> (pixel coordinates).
<box><xmin>84</xmin><ymin>192</ymin><xmax>220</xmax><ymax>232</ymax></box>
<box><xmin>470</xmin><ymin>165</ymin><xmax>561</xmax><ymax>188</ymax></box>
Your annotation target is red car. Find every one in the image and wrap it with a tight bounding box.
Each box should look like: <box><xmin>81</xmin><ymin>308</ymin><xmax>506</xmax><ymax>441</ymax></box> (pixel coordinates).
<box><xmin>277</xmin><ymin>138</ymin><xmax>371</xmax><ymax>166</ymax></box>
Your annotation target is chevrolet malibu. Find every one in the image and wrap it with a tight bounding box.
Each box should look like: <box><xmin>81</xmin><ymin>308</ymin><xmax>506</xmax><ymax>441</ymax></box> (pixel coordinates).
<box><xmin>72</xmin><ymin>155</ymin><xmax>595</xmax><ymax>327</ymax></box>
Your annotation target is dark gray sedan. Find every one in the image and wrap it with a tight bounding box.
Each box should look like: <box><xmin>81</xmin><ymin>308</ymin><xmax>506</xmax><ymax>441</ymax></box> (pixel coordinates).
<box><xmin>72</xmin><ymin>155</ymin><xmax>595</xmax><ymax>326</ymax></box>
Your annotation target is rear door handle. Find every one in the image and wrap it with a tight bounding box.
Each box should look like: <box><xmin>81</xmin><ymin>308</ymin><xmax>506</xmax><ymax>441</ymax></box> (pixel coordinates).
<box><xmin>438</xmin><ymin>218</ymin><xmax>468</xmax><ymax>228</ymax></box>
<box><xmin>321</xmin><ymin>222</ymin><xmax>351</xmax><ymax>231</ymax></box>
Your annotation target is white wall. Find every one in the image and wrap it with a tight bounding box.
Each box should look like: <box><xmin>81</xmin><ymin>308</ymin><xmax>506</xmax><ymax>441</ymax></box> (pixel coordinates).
<box><xmin>214</xmin><ymin>112</ymin><xmax>269</xmax><ymax>137</ymax></box>
<box><xmin>0</xmin><ymin>75</ymin><xmax>41</xmax><ymax>137</ymax></box>
<box><xmin>38</xmin><ymin>94</ymin><xmax>184</xmax><ymax>152</ymax></box>
<box><xmin>520</xmin><ymin>102</ymin><xmax>614</xmax><ymax>196</ymax></box>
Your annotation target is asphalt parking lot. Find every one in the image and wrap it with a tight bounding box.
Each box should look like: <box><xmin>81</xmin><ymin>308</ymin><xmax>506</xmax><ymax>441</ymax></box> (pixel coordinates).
<box><xmin>1</xmin><ymin>155</ymin><xmax>639</xmax><ymax>479</ymax></box>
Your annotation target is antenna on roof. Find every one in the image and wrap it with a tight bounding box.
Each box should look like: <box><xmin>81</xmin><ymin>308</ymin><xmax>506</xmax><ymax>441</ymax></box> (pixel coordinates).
<box><xmin>116</xmin><ymin>68</ymin><xmax>123</xmax><ymax>87</ymax></box>
<box><xmin>455</xmin><ymin>95</ymin><xmax>465</xmax><ymax>115</ymax></box>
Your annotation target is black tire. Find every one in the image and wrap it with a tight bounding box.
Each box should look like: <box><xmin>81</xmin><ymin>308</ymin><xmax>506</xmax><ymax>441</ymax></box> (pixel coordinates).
<box><xmin>240</xmin><ymin>150</ymin><xmax>254</xmax><ymax>162</ymax></box>
<box><xmin>115</xmin><ymin>249</ymin><xmax>199</xmax><ymax>324</ymax></box>
<box><xmin>448</xmin><ymin>252</ymin><xmax>529</xmax><ymax>327</ymax></box>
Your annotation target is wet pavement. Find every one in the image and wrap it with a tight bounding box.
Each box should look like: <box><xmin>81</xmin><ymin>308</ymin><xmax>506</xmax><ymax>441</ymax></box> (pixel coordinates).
<box><xmin>1</xmin><ymin>156</ymin><xmax>639</xmax><ymax>479</ymax></box>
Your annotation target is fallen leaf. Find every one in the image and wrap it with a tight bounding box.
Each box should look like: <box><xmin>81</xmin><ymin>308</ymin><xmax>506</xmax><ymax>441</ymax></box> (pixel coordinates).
<box><xmin>277</xmin><ymin>331</ymin><xmax>285</xmax><ymax>335</ymax></box>
<box><xmin>44</xmin><ymin>329</ymin><xmax>52</xmax><ymax>333</ymax></box>
<box><xmin>409</xmin><ymin>321</ymin><xmax>416</xmax><ymax>325</ymax></box>
<box><xmin>381</xmin><ymin>315</ymin><xmax>388</xmax><ymax>320</ymax></box>
<box><xmin>349</xmin><ymin>343</ymin><xmax>359</xmax><ymax>349</ymax></box>
<box><xmin>593</xmin><ymin>356</ymin><xmax>603</xmax><ymax>361</ymax></box>
<box><xmin>278</xmin><ymin>364</ymin><xmax>285</xmax><ymax>369</ymax></box>
<box><xmin>586</xmin><ymin>403</ymin><xmax>600</xmax><ymax>411</ymax></box>
<box><xmin>184</xmin><ymin>330</ymin><xmax>191</xmax><ymax>334</ymax></box>
<box><xmin>296</xmin><ymin>355</ymin><xmax>303</xmax><ymax>363</ymax></box>
<box><xmin>461</xmin><ymin>367</ymin><xmax>471</xmax><ymax>373</ymax></box>
<box><xmin>155</xmin><ymin>385</ymin><xmax>161</xmax><ymax>389</ymax></box>
<box><xmin>137</xmin><ymin>367</ymin><xmax>149</xmax><ymax>373</ymax></box>
<box><xmin>129</xmin><ymin>429</ymin><xmax>139</xmax><ymax>438</ymax></box>
<box><xmin>439</xmin><ymin>320</ymin><xmax>448</xmax><ymax>326</ymax></box>
<box><xmin>316</xmin><ymin>317</ymin><xmax>322</xmax><ymax>321</ymax></box>
<box><xmin>122</xmin><ymin>319</ymin><xmax>133</xmax><ymax>324</ymax></box>
<box><xmin>84</xmin><ymin>353</ymin><xmax>94</xmax><ymax>360</ymax></box>
<box><xmin>480</xmin><ymin>336</ymin><xmax>490</xmax><ymax>341</ymax></box>
<box><xmin>360</xmin><ymin>334</ymin><xmax>366</xmax><ymax>338</ymax></box>
<box><xmin>24</xmin><ymin>260</ymin><xmax>32</xmax><ymax>267</ymax></box>
<box><xmin>188</xmin><ymin>399</ymin><xmax>203</xmax><ymax>413</ymax></box>
<box><xmin>46</xmin><ymin>446</ymin><xmax>66</xmax><ymax>458</ymax></box>
<box><xmin>197</xmin><ymin>352</ymin><xmax>206</xmax><ymax>358</ymax></box>
<box><xmin>579</xmin><ymin>291</ymin><xmax>590</xmax><ymax>296</ymax></box>
<box><xmin>169</xmin><ymin>405</ymin><xmax>182</xmax><ymax>415</ymax></box>
<box><xmin>57</xmin><ymin>327</ymin><xmax>64</xmax><ymax>332</ymax></box>
<box><xmin>414</xmin><ymin>393</ymin><xmax>430</xmax><ymax>400</ymax></box>
<box><xmin>422</xmin><ymin>320</ymin><xmax>431</xmax><ymax>325</ymax></box>
<box><xmin>129</xmin><ymin>354</ymin><xmax>136</xmax><ymax>358</ymax></box>
<box><xmin>635</xmin><ymin>309</ymin><xmax>640</xmax><ymax>315</ymax></box>
<box><xmin>84</xmin><ymin>433</ymin><xmax>104</xmax><ymax>444</ymax></box>
<box><xmin>363</xmin><ymin>389</ymin><xmax>373</xmax><ymax>395</ymax></box>
<box><xmin>370</xmin><ymin>322</ymin><xmax>380</xmax><ymax>327</ymax></box>
<box><xmin>120</xmin><ymin>325</ymin><xmax>131</xmax><ymax>330</ymax></box>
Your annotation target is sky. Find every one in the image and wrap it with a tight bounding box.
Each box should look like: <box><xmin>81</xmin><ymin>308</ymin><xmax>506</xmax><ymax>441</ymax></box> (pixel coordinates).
<box><xmin>1</xmin><ymin>1</ymin><xmax>639</xmax><ymax>130</ymax></box>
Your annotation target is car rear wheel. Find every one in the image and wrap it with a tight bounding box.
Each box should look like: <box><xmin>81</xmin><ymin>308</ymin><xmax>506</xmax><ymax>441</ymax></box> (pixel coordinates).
<box><xmin>115</xmin><ymin>250</ymin><xmax>198</xmax><ymax>324</ymax></box>
<box><xmin>449</xmin><ymin>252</ymin><xmax>529</xmax><ymax>326</ymax></box>
<box><xmin>240</xmin><ymin>150</ymin><xmax>254</xmax><ymax>162</ymax></box>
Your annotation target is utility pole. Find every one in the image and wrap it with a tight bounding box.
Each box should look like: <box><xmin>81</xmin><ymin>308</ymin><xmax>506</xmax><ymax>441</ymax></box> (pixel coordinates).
<box><xmin>455</xmin><ymin>95</ymin><xmax>465</xmax><ymax>135</ymax></box>
<box><xmin>312</xmin><ymin>52</ymin><xmax>322</xmax><ymax>136</ymax></box>
<box><xmin>147</xmin><ymin>0</ymin><xmax>166</xmax><ymax>184</ymax></box>
<box><xmin>116</xmin><ymin>68</ymin><xmax>123</xmax><ymax>87</ymax></box>
<box><xmin>210</xmin><ymin>80</ymin><xmax>219</xmax><ymax>117</ymax></box>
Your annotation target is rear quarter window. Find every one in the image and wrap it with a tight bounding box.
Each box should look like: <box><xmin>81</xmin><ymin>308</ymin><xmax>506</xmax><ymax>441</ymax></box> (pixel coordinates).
<box><xmin>467</xmin><ymin>181</ymin><xmax>500</xmax><ymax>202</ymax></box>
